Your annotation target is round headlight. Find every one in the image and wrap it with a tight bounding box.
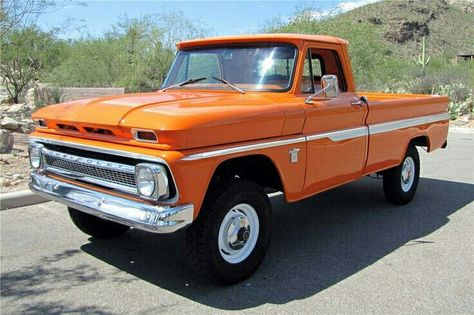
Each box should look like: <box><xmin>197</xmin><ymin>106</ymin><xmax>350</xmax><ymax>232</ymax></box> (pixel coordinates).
<box><xmin>29</xmin><ymin>145</ymin><xmax>42</xmax><ymax>169</ymax></box>
<box><xmin>136</xmin><ymin>167</ymin><xmax>155</xmax><ymax>197</ymax></box>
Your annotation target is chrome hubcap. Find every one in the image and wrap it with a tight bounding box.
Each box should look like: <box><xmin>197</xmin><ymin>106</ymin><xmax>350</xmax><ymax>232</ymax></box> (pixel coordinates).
<box><xmin>401</xmin><ymin>156</ymin><xmax>415</xmax><ymax>192</ymax></box>
<box><xmin>218</xmin><ymin>203</ymin><xmax>259</xmax><ymax>264</ymax></box>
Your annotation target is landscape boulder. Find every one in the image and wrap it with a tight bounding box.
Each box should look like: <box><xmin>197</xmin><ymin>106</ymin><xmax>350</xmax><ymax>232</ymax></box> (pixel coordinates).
<box><xmin>0</xmin><ymin>129</ymin><xmax>14</xmax><ymax>153</ymax></box>
<box><xmin>1</xmin><ymin>117</ymin><xmax>20</xmax><ymax>131</ymax></box>
<box><xmin>6</xmin><ymin>103</ymin><xmax>27</xmax><ymax>113</ymax></box>
<box><xmin>19</xmin><ymin>119</ymin><xmax>35</xmax><ymax>134</ymax></box>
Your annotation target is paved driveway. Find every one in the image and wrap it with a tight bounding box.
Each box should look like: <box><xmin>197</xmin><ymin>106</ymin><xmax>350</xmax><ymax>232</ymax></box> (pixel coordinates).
<box><xmin>1</xmin><ymin>131</ymin><xmax>473</xmax><ymax>314</ymax></box>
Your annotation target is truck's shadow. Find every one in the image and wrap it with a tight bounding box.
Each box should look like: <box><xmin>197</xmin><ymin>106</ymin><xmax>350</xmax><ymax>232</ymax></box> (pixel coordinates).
<box><xmin>81</xmin><ymin>177</ymin><xmax>473</xmax><ymax>310</ymax></box>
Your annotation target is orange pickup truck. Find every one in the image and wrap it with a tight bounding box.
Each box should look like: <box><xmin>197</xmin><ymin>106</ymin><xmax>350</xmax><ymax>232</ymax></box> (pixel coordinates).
<box><xmin>29</xmin><ymin>34</ymin><xmax>449</xmax><ymax>284</ymax></box>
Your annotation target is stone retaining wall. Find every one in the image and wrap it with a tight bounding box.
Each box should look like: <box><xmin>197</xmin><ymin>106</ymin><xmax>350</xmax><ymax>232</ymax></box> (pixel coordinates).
<box><xmin>59</xmin><ymin>87</ymin><xmax>125</xmax><ymax>101</ymax></box>
<box><xmin>30</xmin><ymin>86</ymin><xmax>125</xmax><ymax>105</ymax></box>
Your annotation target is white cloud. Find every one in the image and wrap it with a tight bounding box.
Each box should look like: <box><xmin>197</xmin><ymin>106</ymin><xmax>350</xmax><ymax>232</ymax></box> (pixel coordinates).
<box><xmin>336</xmin><ymin>0</ymin><xmax>380</xmax><ymax>13</ymax></box>
<box><xmin>297</xmin><ymin>0</ymin><xmax>381</xmax><ymax>22</ymax></box>
<box><xmin>309</xmin><ymin>10</ymin><xmax>332</xmax><ymax>20</ymax></box>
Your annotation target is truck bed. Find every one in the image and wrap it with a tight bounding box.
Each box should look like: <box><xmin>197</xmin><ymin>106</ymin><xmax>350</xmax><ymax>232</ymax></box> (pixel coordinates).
<box><xmin>361</xmin><ymin>92</ymin><xmax>449</xmax><ymax>124</ymax></box>
<box><xmin>361</xmin><ymin>92</ymin><xmax>442</xmax><ymax>101</ymax></box>
<box><xmin>361</xmin><ymin>92</ymin><xmax>449</xmax><ymax>174</ymax></box>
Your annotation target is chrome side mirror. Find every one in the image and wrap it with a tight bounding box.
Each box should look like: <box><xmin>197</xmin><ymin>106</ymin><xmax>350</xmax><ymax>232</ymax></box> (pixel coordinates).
<box><xmin>305</xmin><ymin>75</ymin><xmax>339</xmax><ymax>104</ymax></box>
<box><xmin>321</xmin><ymin>75</ymin><xmax>339</xmax><ymax>98</ymax></box>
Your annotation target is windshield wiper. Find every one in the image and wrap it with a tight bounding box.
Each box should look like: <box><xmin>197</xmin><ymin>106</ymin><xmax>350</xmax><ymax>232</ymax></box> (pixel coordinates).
<box><xmin>211</xmin><ymin>76</ymin><xmax>245</xmax><ymax>94</ymax></box>
<box><xmin>162</xmin><ymin>76</ymin><xmax>244</xmax><ymax>94</ymax></box>
<box><xmin>161</xmin><ymin>77</ymin><xmax>207</xmax><ymax>91</ymax></box>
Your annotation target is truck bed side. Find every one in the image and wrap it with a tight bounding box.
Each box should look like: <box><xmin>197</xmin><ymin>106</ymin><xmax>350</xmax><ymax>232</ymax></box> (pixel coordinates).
<box><xmin>363</xmin><ymin>92</ymin><xmax>449</xmax><ymax>174</ymax></box>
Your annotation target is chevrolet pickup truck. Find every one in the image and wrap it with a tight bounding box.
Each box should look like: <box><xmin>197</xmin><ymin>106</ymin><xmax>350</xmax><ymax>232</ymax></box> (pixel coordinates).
<box><xmin>29</xmin><ymin>34</ymin><xmax>449</xmax><ymax>284</ymax></box>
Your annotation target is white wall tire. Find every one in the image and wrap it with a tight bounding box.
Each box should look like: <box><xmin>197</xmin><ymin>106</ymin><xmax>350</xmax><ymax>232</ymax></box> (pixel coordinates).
<box><xmin>218</xmin><ymin>203</ymin><xmax>260</xmax><ymax>264</ymax></box>
<box><xmin>401</xmin><ymin>156</ymin><xmax>416</xmax><ymax>192</ymax></box>
<box><xmin>185</xmin><ymin>180</ymin><xmax>272</xmax><ymax>285</ymax></box>
<box><xmin>383</xmin><ymin>145</ymin><xmax>420</xmax><ymax>205</ymax></box>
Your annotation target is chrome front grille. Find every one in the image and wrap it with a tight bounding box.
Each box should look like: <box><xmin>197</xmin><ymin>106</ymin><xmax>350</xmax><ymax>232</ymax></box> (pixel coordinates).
<box><xmin>44</xmin><ymin>155</ymin><xmax>136</xmax><ymax>186</ymax></box>
<box><xmin>42</xmin><ymin>148</ymin><xmax>137</xmax><ymax>194</ymax></box>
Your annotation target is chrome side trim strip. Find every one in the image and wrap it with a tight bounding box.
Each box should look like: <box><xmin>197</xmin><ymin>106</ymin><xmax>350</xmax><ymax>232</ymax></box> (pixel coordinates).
<box><xmin>369</xmin><ymin>112</ymin><xmax>449</xmax><ymax>135</ymax></box>
<box><xmin>306</xmin><ymin>126</ymin><xmax>368</xmax><ymax>142</ymax></box>
<box><xmin>182</xmin><ymin>137</ymin><xmax>307</xmax><ymax>161</ymax></box>
<box><xmin>30</xmin><ymin>172</ymin><xmax>193</xmax><ymax>234</ymax></box>
<box><xmin>182</xmin><ymin>112</ymin><xmax>447</xmax><ymax>161</ymax></box>
<box><xmin>183</xmin><ymin>127</ymin><xmax>367</xmax><ymax>161</ymax></box>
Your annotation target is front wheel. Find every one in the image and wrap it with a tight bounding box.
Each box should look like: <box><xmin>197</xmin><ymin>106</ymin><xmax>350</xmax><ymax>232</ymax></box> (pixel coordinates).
<box><xmin>68</xmin><ymin>207</ymin><xmax>130</xmax><ymax>238</ymax></box>
<box><xmin>185</xmin><ymin>180</ymin><xmax>272</xmax><ymax>285</ymax></box>
<box><xmin>383</xmin><ymin>145</ymin><xmax>420</xmax><ymax>205</ymax></box>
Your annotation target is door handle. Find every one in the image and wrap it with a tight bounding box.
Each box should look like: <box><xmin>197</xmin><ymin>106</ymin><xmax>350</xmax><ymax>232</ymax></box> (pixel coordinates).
<box><xmin>351</xmin><ymin>96</ymin><xmax>368</xmax><ymax>108</ymax></box>
<box><xmin>351</xmin><ymin>100</ymin><xmax>364</xmax><ymax>108</ymax></box>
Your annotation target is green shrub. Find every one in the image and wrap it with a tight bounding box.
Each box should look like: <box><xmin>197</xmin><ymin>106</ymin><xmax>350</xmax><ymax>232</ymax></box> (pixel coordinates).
<box><xmin>433</xmin><ymin>83</ymin><xmax>473</xmax><ymax>119</ymax></box>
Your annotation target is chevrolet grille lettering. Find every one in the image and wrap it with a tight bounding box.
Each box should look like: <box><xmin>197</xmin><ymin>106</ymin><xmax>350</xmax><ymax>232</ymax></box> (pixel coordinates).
<box><xmin>43</xmin><ymin>149</ymin><xmax>135</xmax><ymax>173</ymax></box>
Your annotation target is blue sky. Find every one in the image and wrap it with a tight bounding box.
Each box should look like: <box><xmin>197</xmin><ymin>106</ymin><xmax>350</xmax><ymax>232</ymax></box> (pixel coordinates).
<box><xmin>37</xmin><ymin>0</ymin><xmax>377</xmax><ymax>39</ymax></box>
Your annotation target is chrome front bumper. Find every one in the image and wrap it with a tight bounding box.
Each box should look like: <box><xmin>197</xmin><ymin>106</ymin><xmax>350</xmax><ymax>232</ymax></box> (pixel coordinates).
<box><xmin>29</xmin><ymin>172</ymin><xmax>194</xmax><ymax>233</ymax></box>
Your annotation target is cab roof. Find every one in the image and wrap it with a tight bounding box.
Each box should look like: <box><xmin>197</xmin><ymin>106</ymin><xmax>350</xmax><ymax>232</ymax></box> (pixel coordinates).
<box><xmin>177</xmin><ymin>33</ymin><xmax>348</xmax><ymax>49</ymax></box>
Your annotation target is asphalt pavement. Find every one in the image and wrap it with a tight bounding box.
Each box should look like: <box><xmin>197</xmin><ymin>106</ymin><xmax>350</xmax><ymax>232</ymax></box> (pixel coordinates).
<box><xmin>1</xmin><ymin>131</ymin><xmax>473</xmax><ymax>314</ymax></box>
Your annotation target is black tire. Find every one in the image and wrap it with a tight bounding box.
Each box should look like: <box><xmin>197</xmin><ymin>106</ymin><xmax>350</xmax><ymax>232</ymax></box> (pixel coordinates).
<box><xmin>185</xmin><ymin>180</ymin><xmax>272</xmax><ymax>285</ymax></box>
<box><xmin>68</xmin><ymin>207</ymin><xmax>130</xmax><ymax>238</ymax></box>
<box><xmin>383</xmin><ymin>145</ymin><xmax>420</xmax><ymax>205</ymax></box>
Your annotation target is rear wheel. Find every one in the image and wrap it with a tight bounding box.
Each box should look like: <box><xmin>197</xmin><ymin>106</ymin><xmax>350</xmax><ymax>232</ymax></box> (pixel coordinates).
<box><xmin>68</xmin><ymin>207</ymin><xmax>130</xmax><ymax>238</ymax></box>
<box><xmin>185</xmin><ymin>180</ymin><xmax>272</xmax><ymax>285</ymax></box>
<box><xmin>383</xmin><ymin>145</ymin><xmax>420</xmax><ymax>205</ymax></box>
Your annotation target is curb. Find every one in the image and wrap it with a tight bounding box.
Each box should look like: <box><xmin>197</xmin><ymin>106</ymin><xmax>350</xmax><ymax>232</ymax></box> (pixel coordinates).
<box><xmin>0</xmin><ymin>190</ymin><xmax>47</xmax><ymax>211</ymax></box>
<box><xmin>449</xmin><ymin>127</ymin><xmax>474</xmax><ymax>134</ymax></box>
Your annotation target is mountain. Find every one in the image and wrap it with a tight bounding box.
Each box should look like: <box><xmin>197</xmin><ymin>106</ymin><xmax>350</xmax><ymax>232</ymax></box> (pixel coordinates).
<box><xmin>333</xmin><ymin>0</ymin><xmax>474</xmax><ymax>57</ymax></box>
<box><xmin>267</xmin><ymin>0</ymin><xmax>473</xmax><ymax>93</ymax></box>
<box><xmin>269</xmin><ymin>0</ymin><xmax>473</xmax><ymax>59</ymax></box>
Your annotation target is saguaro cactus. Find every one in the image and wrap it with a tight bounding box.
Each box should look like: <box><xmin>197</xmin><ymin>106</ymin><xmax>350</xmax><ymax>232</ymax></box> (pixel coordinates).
<box><xmin>414</xmin><ymin>36</ymin><xmax>431</xmax><ymax>72</ymax></box>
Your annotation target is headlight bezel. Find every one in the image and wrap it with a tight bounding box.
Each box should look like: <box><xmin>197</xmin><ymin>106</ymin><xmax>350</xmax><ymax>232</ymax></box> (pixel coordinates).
<box><xmin>135</xmin><ymin>163</ymin><xmax>169</xmax><ymax>201</ymax></box>
<box><xmin>28</xmin><ymin>143</ymin><xmax>44</xmax><ymax>170</ymax></box>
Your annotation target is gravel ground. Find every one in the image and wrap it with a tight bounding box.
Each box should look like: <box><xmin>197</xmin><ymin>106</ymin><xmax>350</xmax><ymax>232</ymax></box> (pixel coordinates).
<box><xmin>0</xmin><ymin>133</ymin><xmax>30</xmax><ymax>193</ymax></box>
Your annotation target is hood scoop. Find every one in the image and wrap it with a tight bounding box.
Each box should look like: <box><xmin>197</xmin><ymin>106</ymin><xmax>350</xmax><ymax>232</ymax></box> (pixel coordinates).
<box><xmin>57</xmin><ymin>124</ymin><xmax>79</xmax><ymax>132</ymax></box>
<box><xmin>56</xmin><ymin>123</ymin><xmax>114</xmax><ymax>137</ymax></box>
<box><xmin>84</xmin><ymin>127</ymin><xmax>114</xmax><ymax>136</ymax></box>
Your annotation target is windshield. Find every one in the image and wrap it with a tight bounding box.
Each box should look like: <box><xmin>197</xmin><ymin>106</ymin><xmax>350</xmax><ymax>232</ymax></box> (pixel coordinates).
<box><xmin>162</xmin><ymin>44</ymin><xmax>297</xmax><ymax>92</ymax></box>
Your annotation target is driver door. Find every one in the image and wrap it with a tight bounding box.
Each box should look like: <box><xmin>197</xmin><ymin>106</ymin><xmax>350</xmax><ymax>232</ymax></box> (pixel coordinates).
<box><xmin>298</xmin><ymin>46</ymin><xmax>368</xmax><ymax>196</ymax></box>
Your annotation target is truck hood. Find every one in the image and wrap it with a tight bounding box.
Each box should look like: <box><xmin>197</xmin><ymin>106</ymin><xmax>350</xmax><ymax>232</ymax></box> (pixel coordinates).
<box><xmin>33</xmin><ymin>91</ymin><xmax>288</xmax><ymax>150</ymax></box>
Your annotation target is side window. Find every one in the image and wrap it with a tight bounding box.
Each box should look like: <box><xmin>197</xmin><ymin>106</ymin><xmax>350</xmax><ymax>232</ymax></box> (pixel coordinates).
<box><xmin>311</xmin><ymin>56</ymin><xmax>323</xmax><ymax>79</ymax></box>
<box><xmin>300</xmin><ymin>48</ymin><xmax>346</xmax><ymax>93</ymax></box>
<box><xmin>311</xmin><ymin>55</ymin><xmax>324</xmax><ymax>91</ymax></box>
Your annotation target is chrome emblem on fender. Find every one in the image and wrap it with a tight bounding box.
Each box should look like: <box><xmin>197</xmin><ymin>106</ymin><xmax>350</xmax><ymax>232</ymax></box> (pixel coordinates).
<box><xmin>289</xmin><ymin>148</ymin><xmax>300</xmax><ymax>163</ymax></box>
